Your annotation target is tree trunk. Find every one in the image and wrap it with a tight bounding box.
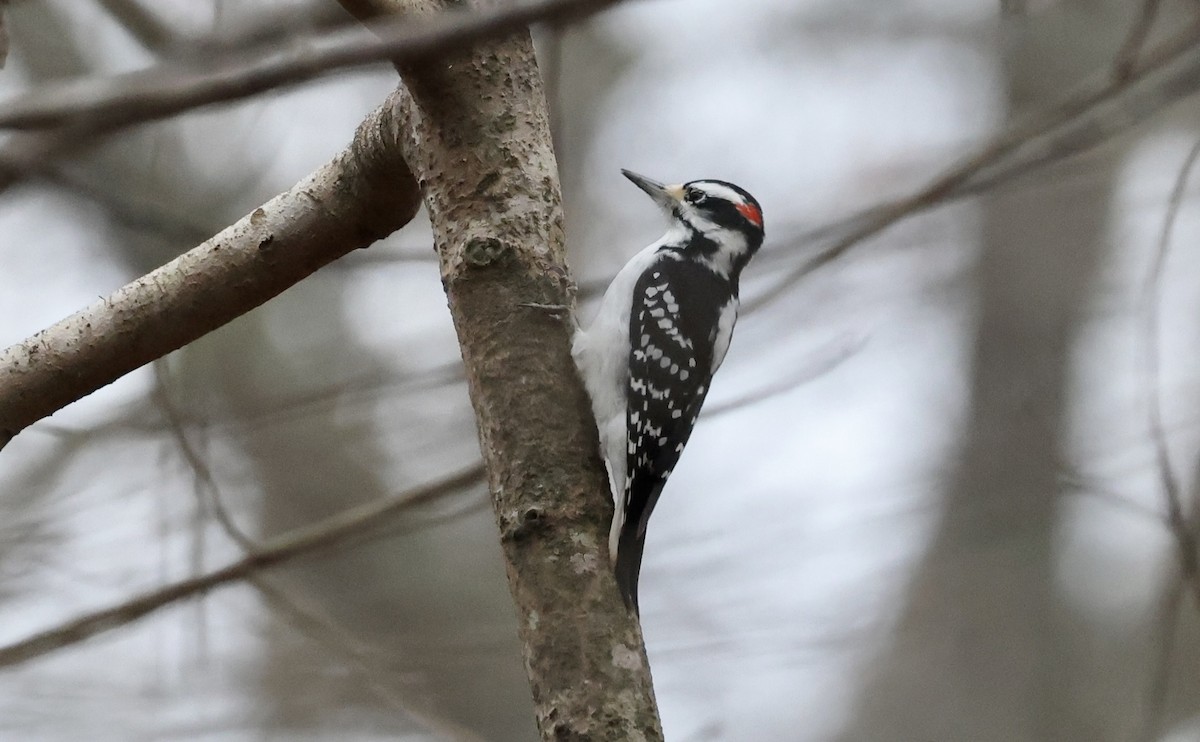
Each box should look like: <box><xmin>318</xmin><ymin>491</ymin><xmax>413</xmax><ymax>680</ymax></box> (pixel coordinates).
<box><xmin>0</xmin><ymin>0</ymin><xmax>663</xmax><ymax>734</ymax></box>
<box><xmin>388</xmin><ymin>6</ymin><xmax>663</xmax><ymax>739</ymax></box>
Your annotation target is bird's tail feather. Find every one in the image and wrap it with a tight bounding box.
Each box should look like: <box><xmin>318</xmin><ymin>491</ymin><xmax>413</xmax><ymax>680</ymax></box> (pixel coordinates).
<box><xmin>614</xmin><ymin>530</ymin><xmax>647</xmax><ymax>614</ymax></box>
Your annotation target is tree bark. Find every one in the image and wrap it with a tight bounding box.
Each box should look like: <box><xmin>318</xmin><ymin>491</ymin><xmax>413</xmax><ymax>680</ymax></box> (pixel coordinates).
<box><xmin>387</xmin><ymin>4</ymin><xmax>663</xmax><ymax>739</ymax></box>
<box><xmin>0</xmin><ymin>0</ymin><xmax>663</xmax><ymax>733</ymax></box>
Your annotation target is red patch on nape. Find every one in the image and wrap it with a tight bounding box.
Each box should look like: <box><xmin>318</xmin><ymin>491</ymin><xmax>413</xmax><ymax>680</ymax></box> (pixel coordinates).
<box><xmin>735</xmin><ymin>202</ymin><xmax>763</xmax><ymax>228</ymax></box>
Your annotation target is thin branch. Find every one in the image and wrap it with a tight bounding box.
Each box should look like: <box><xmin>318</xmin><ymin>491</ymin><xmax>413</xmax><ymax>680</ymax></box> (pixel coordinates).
<box><xmin>0</xmin><ymin>0</ymin><xmax>8</xmax><ymax>69</ymax></box>
<box><xmin>1140</xmin><ymin>136</ymin><xmax>1200</xmax><ymax>609</ymax></box>
<box><xmin>45</xmin><ymin>166</ymin><xmax>215</xmax><ymax>244</ymax></box>
<box><xmin>1113</xmin><ymin>0</ymin><xmax>1166</xmax><ymax>83</ymax></box>
<box><xmin>0</xmin><ymin>0</ymin><xmax>630</xmax><ymax>133</ymax></box>
<box><xmin>185</xmin><ymin>4</ymin><xmax>355</xmax><ymax>60</ymax></box>
<box><xmin>0</xmin><ymin>91</ymin><xmax>421</xmax><ymax>448</ymax></box>
<box><xmin>152</xmin><ymin>362</ymin><xmax>251</xmax><ymax>548</ymax></box>
<box><xmin>0</xmin><ymin>464</ymin><xmax>485</xmax><ymax>669</ymax></box>
<box><xmin>153</xmin><ymin>370</ymin><xmax>486</xmax><ymax>741</ymax></box>
<box><xmin>999</xmin><ymin>0</ymin><xmax>1026</xmax><ymax>17</ymax></box>
<box><xmin>1056</xmin><ymin>469</ymin><xmax>1170</xmax><ymax>525</ymax></box>
<box><xmin>248</xmin><ymin>568</ymin><xmax>491</xmax><ymax>742</ymax></box>
<box><xmin>703</xmin><ymin>335</ymin><xmax>863</xmax><ymax>420</ymax></box>
<box><xmin>0</xmin><ymin>128</ymin><xmax>95</xmax><ymax>195</ymax></box>
<box><xmin>93</xmin><ymin>0</ymin><xmax>180</xmax><ymax>52</ymax></box>
<box><xmin>745</xmin><ymin>26</ymin><xmax>1200</xmax><ymax>314</ymax></box>
<box><xmin>1138</xmin><ymin>577</ymin><xmax>1183</xmax><ymax>742</ymax></box>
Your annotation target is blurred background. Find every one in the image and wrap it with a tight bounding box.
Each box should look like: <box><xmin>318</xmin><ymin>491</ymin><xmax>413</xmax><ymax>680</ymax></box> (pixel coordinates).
<box><xmin>3</xmin><ymin>0</ymin><xmax>1200</xmax><ymax>739</ymax></box>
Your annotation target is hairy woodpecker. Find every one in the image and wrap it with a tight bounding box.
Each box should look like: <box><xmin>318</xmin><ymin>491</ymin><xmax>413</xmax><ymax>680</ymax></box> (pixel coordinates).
<box><xmin>572</xmin><ymin>170</ymin><xmax>765</xmax><ymax>611</ymax></box>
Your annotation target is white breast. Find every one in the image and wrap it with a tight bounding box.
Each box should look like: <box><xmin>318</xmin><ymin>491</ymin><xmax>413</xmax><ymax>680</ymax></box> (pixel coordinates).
<box><xmin>572</xmin><ymin>239</ymin><xmax>683</xmax><ymax>563</ymax></box>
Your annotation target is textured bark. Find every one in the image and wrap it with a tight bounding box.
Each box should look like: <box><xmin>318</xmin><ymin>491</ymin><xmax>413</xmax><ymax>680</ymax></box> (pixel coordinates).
<box><xmin>388</xmin><ymin>7</ymin><xmax>664</xmax><ymax>740</ymax></box>
<box><xmin>0</xmin><ymin>94</ymin><xmax>420</xmax><ymax>445</ymax></box>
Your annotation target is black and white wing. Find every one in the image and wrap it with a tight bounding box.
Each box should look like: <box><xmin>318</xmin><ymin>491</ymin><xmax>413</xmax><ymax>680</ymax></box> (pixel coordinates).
<box><xmin>613</xmin><ymin>258</ymin><xmax>737</xmax><ymax>611</ymax></box>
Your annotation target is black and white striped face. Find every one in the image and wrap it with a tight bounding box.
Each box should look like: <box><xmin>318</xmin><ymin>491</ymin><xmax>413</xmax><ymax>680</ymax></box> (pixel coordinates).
<box><xmin>622</xmin><ymin>170</ymin><xmax>765</xmax><ymax>279</ymax></box>
<box><xmin>674</xmin><ymin>180</ymin><xmax>764</xmax><ymax>238</ymax></box>
<box><xmin>622</xmin><ymin>170</ymin><xmax>763</xmax><ymax>236</ymax></box>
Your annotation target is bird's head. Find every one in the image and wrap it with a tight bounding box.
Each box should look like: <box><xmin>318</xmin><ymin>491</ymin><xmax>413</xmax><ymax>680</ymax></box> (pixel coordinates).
<box><xmin>622</xmin><ymin>169</ymin><xmax>764</xmax><ymax>279</ymax></box>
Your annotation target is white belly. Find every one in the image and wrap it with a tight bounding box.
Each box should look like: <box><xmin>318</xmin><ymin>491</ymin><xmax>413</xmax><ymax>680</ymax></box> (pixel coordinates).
<box><xmin>571</xmin><ymin>243</ymin><xmax>666</xmax><ymax>559</ymax></box>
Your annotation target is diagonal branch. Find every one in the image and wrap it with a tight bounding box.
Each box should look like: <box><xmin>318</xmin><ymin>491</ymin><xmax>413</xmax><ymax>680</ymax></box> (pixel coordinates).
<box><xmin>1140</xmin><ymin>136</ymin><xmax>1200</xmax><ymax>609</ymax></box>
<box><xmin>0</xmin><ymin>464</ymin><xmax>484</xmax><ymax>669</ymax></box>
<box><xmin>746</xmin><ymin>26</ymin><xmax>1200</xmax><ymax>313</ymax></box>
<box><xmin>150</xmin><ymin>363</ymin><xmax>492</xmax><ymax>740</ymax></box>
<box><xmin>0</xmin><ymin>90</ymin><xmax>420</xmax><ymax>448</ymax></box>
<box><xmin>0</xmin><ymin>1</ymin><xmax>8</xmax><ymax>69</ymax></box>
<box><xmin>93</xmin><ymin>0</ymin><xmax>180</xmax><ymax>52</ymax></box>
<box><xmin>0</xmin><ymin>0</ymin><xmax>629</xmax><ymax>133</ymax></box>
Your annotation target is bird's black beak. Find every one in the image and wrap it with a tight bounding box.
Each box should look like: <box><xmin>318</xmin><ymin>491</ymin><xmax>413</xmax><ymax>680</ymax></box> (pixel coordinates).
<box><xmin>622</xmin><ymin>169</ymin><xmax>684</xmax><ymax>211</ymax></box>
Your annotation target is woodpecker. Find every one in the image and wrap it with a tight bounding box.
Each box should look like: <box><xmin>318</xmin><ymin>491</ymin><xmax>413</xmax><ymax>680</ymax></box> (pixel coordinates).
<box><xmin>572</xmin><ymin>169</ymin><xmax>765</xmax><ymax>612</ymax></box>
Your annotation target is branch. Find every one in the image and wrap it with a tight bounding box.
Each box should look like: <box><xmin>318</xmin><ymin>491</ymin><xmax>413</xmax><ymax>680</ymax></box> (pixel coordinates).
<box><xmin>93</xmin><ymin>0</ymin><xmax>180</xmax><ymax>52</ymax></box>
<box><xmin>0</xmin><ymin>91</ymin><xmax>421</xmax><ymax>447</ymax></box>
<box><xmin>1112</xmin><ymin>0</ymin><xmax>1166</xmax><ymax>82</ymax></box>
<box><xmin>1139</xmin><ymin>578</ymin><xmax>1183</xmax><ymax>742</ymax></box>
<box><xmin>1140</xmin><ymin>136</ymin><xmax>1200</xmax><ymax>609</ymax></box>
<box><xmin>0</xmin><ymin>465</ymin><xmax>484</xmax><ymax>669</ymax></box>
<box><xmin>388</xmin><ymin>1</ymin><xmax>663</xmax><ymax>737</ymax></box>
<box><xmin>746</xmin><ymin>26</ymin><xmax>1200</xmax><ymax>313</ymax></box>
<box><xmin>152</xmin><ymin>368</ymin><xmax>491</xmax><ymax>741</ymax></box>
<box><xmin>0</xmin><ymin>0</ymin><xmax>627</xmax><ymax>133</ymax></box>
<box><xmin>0</xmin><ymin>1</ymin><xmax>8</xmax><ymax>69</ymax></box>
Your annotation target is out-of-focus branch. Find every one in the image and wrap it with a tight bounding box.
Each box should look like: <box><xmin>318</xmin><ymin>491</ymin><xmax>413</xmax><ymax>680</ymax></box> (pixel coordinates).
<box><xmin>999</xmin><ymin>0</ymin><xmax>1026</xmax><ymax>17</ymax></box>
<box><xmin>388</xmin><ymin>0</ymin><xmax>663</xmax><ymax>737</ymax></box>
<box><xmin>1113</xmin><ymin>0</ymin><xmax>1166</xmax><ymax>82</ymax></box>
<box><xmin>1140</xmin><ymin>136</ymin><xmax>1200</xmax><ymax>609</ymax></box>
<box><xmin>0</xmin><ymin>465</ymin><xmax>484</xmax><ymax>669</ymax></box>
<box><xmin>0</xmin><ymin>125</ymin><xmax>97</xmax><ymax>195</ymax></box>
<box><xmin>0</xmin><ymin>92</ymin><xmax>421</xmax><ymax>448</ymax></box>
<box><xmin>0</xmin><ymin>0</ymin><xmax>627</xmax><ymax>133</ymax></box>
<box><xmin>1139</xmin><ymin>579</ymin><xmax>1184</xmax><ymax>742</ymax></box>
<box><xmin>152</xmin><ymin>366</ymin><xmax>486</xmax><ymax>741</ymax></box>
<box><xmin>0</xmin><ymin>1</ymin><xmax>8</xmax><ymax>69</ymax></box>
<box><xmin>93</xmin><ymin>0</ymin><xmax>179</xmax><ymax>52</ymax></box>
<box><xmin>747</xmin><ymin>26</ymin><xmax>1200</xmax><ymax>314</ymax></box>
<box><xmin>703</xmin><ymin>335</ymin><xmax>862</xmax><ymax>420</ymax></box>
<box><xmin>1134</xmin><ymin>140</ymin><xmax>1200</xmax><ymax>741</ymax></box>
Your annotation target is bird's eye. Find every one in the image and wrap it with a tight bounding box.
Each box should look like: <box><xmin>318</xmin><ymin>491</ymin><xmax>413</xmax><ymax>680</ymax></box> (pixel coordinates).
<box><xmin>686</xmin><ymin>189</ymin><xmax>707</xmax><ymax>205</ymax></box>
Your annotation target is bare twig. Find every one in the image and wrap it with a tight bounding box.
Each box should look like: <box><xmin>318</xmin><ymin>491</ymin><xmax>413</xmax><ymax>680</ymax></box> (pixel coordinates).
<box><xmin>1056</xmin><ymin>469</ymin><xmax>1169</xmax><ymax>525</ymax></box>
<box><xmin>0</xmin><ymin>0</ymin><xmax>8</xmax><ymax>69</ymax></box>
<box><xmin>0</xmin><ymin>0</ymin><xmax>630</xmax><ymax>133</ymax></box>
<box><xmin>999</xmin><ymin>0</ymin><xmax>1026</xmax><ymax>17</ymax></box>
<box><xmin>1113</xmin><ymin>0</ymin><xmax>1166</xmax><ymax>82</ymax></box>
<box><xmin>152</xmin><ymin>362</ymin><xmax>251</xmax><ymax>548</ymax></box>
<box><xmin>745</xmin><ymin>26</ymin><xmax>1200</xmax><ymax>314</ymax></box>
<box><xmin>703</xmin><ymin>335</ymin><xmax>863</xmax><ymax>420</ymax></box>
<box><xmin>0</xmin><ymin>128</ymin><xmax>95</xmax><ymax>195</ymax></box>
<box><xmin>1140</xmin><ymin>136</ymin><xmax>1200</xmax><ymax>608</ymax></box>
<box><xmin>93</xmin><ymin>0</ymin><xmax>180</xmax><ymax>52</ymax></box>
<box><xmin>1139</xmin><ymin>572</ymin><xmax>1184</xmax><ymax>742</ymax></box>
<box><xmin>153</xmin><ymin>368</ymin><xmax>486</xmax><ymax>740</ymax></box>
<box><xmin>0</xmin><ymin>464</ymin><xmax>484</xmax><ymax>668</ymax></box>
